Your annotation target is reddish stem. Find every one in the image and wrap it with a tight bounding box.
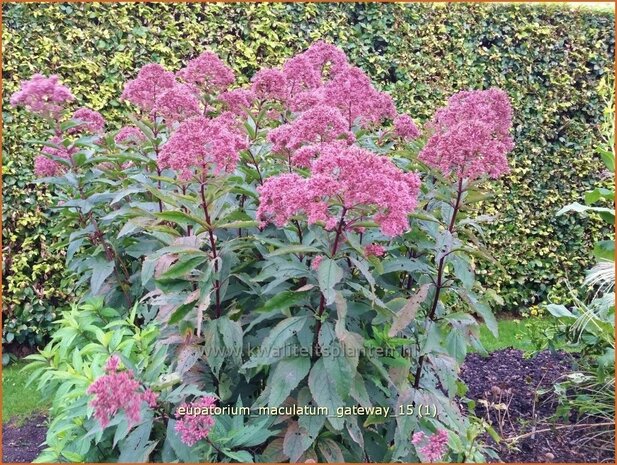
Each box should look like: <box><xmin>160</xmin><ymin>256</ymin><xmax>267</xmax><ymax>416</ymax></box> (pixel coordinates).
<box><xmin>200</xmin><ymin>182</ymin><xmax>222</xmax><ymax>318</ymax></box>
<box><xmin>313</xmin><ymin>207</ymin><xmax>347</xmax><ymax>355</ymax></box>
<box><xmin>413</xmin><ymin>178</ymin><xmax>464</xmax><ymax>389</ymax></box>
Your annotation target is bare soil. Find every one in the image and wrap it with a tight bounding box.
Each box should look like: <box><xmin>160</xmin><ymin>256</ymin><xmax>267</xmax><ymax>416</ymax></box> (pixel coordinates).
<box><xmin>461</xmin><ymin>348</ymin><xmax>615</xmax><ymax>463</ymax></box>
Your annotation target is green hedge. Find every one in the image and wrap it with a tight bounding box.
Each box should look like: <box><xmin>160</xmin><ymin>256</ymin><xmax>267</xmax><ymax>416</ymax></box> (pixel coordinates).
<box><xmin>2</xmin><ymin>2</ymin><xmax>614</xmax><ymax>346</ymax></box>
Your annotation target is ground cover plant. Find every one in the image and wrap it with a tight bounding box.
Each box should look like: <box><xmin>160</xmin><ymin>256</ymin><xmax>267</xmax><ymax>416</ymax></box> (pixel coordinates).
<box><xmin>8</xmin><ymin>40</ymin><xmax>519</xmax><ymax>463</ymax></box>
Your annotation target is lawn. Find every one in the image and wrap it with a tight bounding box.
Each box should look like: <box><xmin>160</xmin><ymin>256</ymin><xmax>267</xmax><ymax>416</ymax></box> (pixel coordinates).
<box><xmin>2</xmin><ymin>360</ymin><xmax>50</xmax><ymax>425</ymax></box>
<box><xmin>477</xmin><ymin>316</ymin><xmax>564</xmax><ymax>353</ymax></box>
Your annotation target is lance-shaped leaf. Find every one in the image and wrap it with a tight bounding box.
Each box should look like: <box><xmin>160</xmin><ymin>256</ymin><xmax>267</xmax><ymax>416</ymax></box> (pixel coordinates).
<box><xmin>388</xmin><ymin>284</ymin><xmax>430</xmax><ymax>337</ymax></box>
<box><xmin>268</xmin><ymin>357</ymin><xmax>311</xmax><ymax>407</ymax></box>
<box><xmin>317</xmin><ymin>258</ymin><xmax>344</xmax><ymax>305</ymax></box>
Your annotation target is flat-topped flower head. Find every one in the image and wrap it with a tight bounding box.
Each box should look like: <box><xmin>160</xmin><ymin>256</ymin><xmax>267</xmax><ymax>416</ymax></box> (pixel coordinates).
<box><xmin>218</xmin><ymin>88</ymin><xmax>256</xmax><ymax>115</ymax></box>
<box><xmin>158</xmin><ymin>115</ymin><xmax>247</xmax><ymax>180</ymax></box>
<box><xmin>256</xmin><ymin>173</ymin><xmax>308</xmax><ymax>228</ymax></box>
<box><xmin>283</xmin><ymin>54</ymin><xmax>322</xmax><ymax>98</ymax></box>
<box><xmin>282</xmin><ymin>41</ymin><xmax>349</xmax><ymax>99</ymax></box>
<box><xmin>419</xmin><ymin>88</ymin><xmax>514</xmax><ymax>180</ymax></box>
<box><xmin>412</xmin><ymin>429</ymin><xmax>449</xmax><ymax>462</ymax></box>
<box><xmin>174</xmin><ymin>396</ymin><xmax>217</xmax><ymax>446</ymax></box>
<box><xmin>302</xmin><ymin>41</ymin><xmax>349</xmax><ymax>78</ymax></box>
<box><xmin>34</xmin><ymin>156</ymin><xmax>61</xmax><ymax>177</ymax></box>
<box><xmin>176</xmin><ymin>51</ymin><xmax>235</xmax><ymax>92</ymax></box>
<box><xmin>10</xmin><ymin>74</ymin><xmax>74</xmax><ymax>119</ymax></box>
<box><xmin>34</xmin><ymin>136</ymin><xmax>77</xmax><ymax>177</ymax></box>
<box><xmin>257</xmin><ymin>144</ymin><xmax>421</xmax><ymax>236</ymax></box>
<box><xmin>121</xmin><ymin>63</ymin><xmax>176</xmax><ymax>113</ymax></box>
<box><xmin>87</xmin><ymin>356</ymin><xmax>152</xmax><ymax>428</ymax></box>
<box><xmin>267</xmin><ymin>105</ymin><xmax>353</xmax><ymax>154</ymax></box>
<box><xmin>155</xmin><ymin>83</ymin><xmax>202</xmax><ymax>123</ymax></box>
<box><xmin>393</xmin><ymin>114</ymin><xmax>420</xmax><ymax>141</ymax></box>
<box><xmin>307</xmin><ymin>145</ymin><xmax>420</xmax><ymax>235</ymax></box>
<box><xmin>364</xmin><ymin>243</ymin><xmax>386</xmax><ymax>257</ymax></box>
<box><xmin>322</xmin><ymin>65</ymin><xmax>396</xmax><ymax>128</ymax></box>
<box><xmin>251</xmin><ymin>68</ymin><xmax>287</xmax><ymax>101</ymax></box>
<box><xmin>69</xmin><ymin>108</ymin><xmax>105</xmax><ymax>135</ymax></box>
<box><xmin>115</xmin><ymin>126</ymin><xmax>147</xmax><ymax>146</ymax></box>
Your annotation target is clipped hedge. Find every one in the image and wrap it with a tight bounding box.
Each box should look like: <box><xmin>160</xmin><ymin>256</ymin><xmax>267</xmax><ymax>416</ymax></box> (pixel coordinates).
<box><xmin>2</xmin><ymin>2</ymin><xmax>614</xmax><ymax>346</ymax></box>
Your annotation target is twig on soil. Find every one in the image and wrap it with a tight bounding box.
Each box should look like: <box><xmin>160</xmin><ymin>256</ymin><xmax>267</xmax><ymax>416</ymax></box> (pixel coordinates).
<box><xmin>504</xmin><ymin>422</ymin><xmax>615</xmax><ymax>443</ymax></box>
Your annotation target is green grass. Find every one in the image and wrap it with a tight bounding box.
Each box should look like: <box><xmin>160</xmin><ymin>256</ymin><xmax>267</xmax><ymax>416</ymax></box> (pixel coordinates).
<box><xmin>477</xmin><ymin>317</ymin><xmax>563</xmax><ymax>353</ymax></box>
<box><xmin>2</xmin><ymin>360</ymin><xmax>50</xmax><ymax>425</ymax></box>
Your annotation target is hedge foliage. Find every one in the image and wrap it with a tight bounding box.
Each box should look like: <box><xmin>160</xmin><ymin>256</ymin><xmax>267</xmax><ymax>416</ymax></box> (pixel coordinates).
<box><xmin>2</xmin><ymin>2</ymin><xmax>614</xmax><ymax>346</ymax></box>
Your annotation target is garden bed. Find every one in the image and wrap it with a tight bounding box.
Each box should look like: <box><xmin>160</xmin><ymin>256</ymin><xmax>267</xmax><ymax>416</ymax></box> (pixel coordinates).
<box><xmin>461</xmin><ymin>349</ymin><xmax>614</xmax><ymax>463</ymax></box>
<box><xmin>2</xmin><ymin>415</ymin><xmax>47</xmax><ymax>463</ymax></box>
<box><xmin>4</xmin><ymin>348</ymin><xmax>613</xmax><ymax>463</ymax></box>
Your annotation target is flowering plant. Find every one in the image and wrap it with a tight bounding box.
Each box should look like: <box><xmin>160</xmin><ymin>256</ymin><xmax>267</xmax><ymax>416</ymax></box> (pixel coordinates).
<box><xmin>16</xmin><ymin>42</ymin><xmax>514</xmax><ymax>462</ymax></box>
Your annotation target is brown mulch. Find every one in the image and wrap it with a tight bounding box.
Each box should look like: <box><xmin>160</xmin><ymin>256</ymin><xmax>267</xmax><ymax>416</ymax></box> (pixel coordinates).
<box><xmin>2</xmin><ymin>415</ymin><xmax>47</xmax><ymax>463</ymax></box>
<box><xmin>461</xmin><ymin>348</ymin><xmax>615</xmax><ymax>463</ymax></box>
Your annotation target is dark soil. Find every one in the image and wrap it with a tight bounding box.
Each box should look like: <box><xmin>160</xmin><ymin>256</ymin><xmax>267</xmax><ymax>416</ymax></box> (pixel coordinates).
<box><xmin>1</xmin><ymin>415</ymin><xmax>47</xmax><ymax>463</ymax></box>
<box><xmin>461</xmin><ymin>348</ymin><xmax>615</xmax><ymax>463</ymax></box>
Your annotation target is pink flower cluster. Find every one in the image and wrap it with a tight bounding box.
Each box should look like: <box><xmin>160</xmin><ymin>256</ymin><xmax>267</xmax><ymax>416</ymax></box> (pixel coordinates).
<box><xmin>393</xmin><ymin>114</ymin><xmax>420</xmax><ymax>141</ymax></box>
<box><xmin>87</xmin><ymin>355</ymin><xmax>158</xmax><ymax>428</ymax></box>
<box><xmin>174</xmin><ymin>396</ymin><xmax>217</xmax><ymax>446</ymax></box>
<box><xmin>115</xmin><ymin>126</ymin><xmax>147</xmax><ymax>146</ymax></box>
<box><xmin>419</xmin><ymin>88</ymin><xmax>514</xmax><ymax>180</ymax></box>
<box><xmin>364</xmin><ymin>243</ymin><xmax>386</xmax><ymax>257</ymax></box>
<box><xmin>251</xmin><ymin>68</ymin><xmax>288</xmax><ymax>101</ymax></box>
<box><xmin>121</xmin><ymin>63</ymin><xmax>204</xmax><ymax>123</ymax></box>
<box><xmin>268</xmin><ymin>105</ymin><xmax>354</xmax><ymax>163</ymax></box>
<box><xmin>177</xmin><ymin>51</ymin><xmax>235</xmax><ymax>92</ymax></box>
<box><xmin>10</xmin><ymin>74</ymin><xmax>74</xmax><ymax>118</ymax></box>
<box><xmin>33</xmin><ymin>136</ymin><xmax>76</xmax><ymax>177</ymax></box>
<box><xmin>412</xmin><ymin>430</ymin><xmax>449</xmax><ymax>462</ymax></box>
<box><xmin>155</xmin><ymin>84</ymin><xmax>201</xmax><ymax>123</ymax></box>
<box><xmin>248</xmin><ymin>41</ymin><xmax>396</xmax><ymax>130</ymax></box>
<box><xmin>257</xmin><ymin>144</ymin><xmax>420</xmax><ymax>236</ymax></box>
<box><xmin>158</xmin><ymin>114</ymin><xmax>247</xmax><ymax>180</ymax></box>
<box><xmin>121</xmin><ymin>63</ymin><xmax>176</xmax><ymax>113</ymax></box>
<box><xmin>311</xmin><ymin>255</ymin><xmax>324</xmax><ymax>271</ymax></box>
<box><xmin>69</xmin><ymin>107</ymin><xmax>105</xmax><ymax>134</ymax></box>
<box><xmin>219</xmin><ymin>89</ymin><xmax>255</xmax><ymax>115</ymax></box>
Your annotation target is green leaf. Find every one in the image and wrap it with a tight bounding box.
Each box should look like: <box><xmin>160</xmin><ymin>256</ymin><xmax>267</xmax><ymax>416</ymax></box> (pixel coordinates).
<box><xmin>318</xmin><ymin>258</ymin><xmax>344</xmax><ymax>305</ymax></box>
<box><xmin>318</xmin><ymin>438</ymin><xmax>345</xmax><ymax>462</ymax></box>
<box><xmin>157</xmin><ymin>255</ymin><xmax>208</xmax><ymax>280</ymax></box>
<box><xmin>308</xmin><ymin>358</ymin><xmax>344</xmax><ymax>430</ymax></box>
<box><xmin>217</xmin><ymin>220</ymin><xmax>259</xmax><ymax>229</ymax></box>
<box><xmin>268</xmin><ymin>357</ymin><xmax>311</xmax><ymax>407</ymax></box>
<box><xmin>297</xmin><ymin>387</ymin><xmax>326</xmax><ymax>442</ymax></box>
<box><xmin>154</xmin><ymin>210</ymin><xmax>207</xmax><ymax>228</ymax></box>
<box><xmin>283</xmin><ymin>421</ymin><xmax>313</xmax><ymax>463</ymax></box>
<box><xmin>118</xmin><ymin>418</ymin><xmax>156</xmax><ymax>463</ymax></box>
<box><xmin>594</xmin><ymin>240</ymin><xmax>615</xmax><ymax>261</ymax></box>
<box><xmin>451</xmin><ymin>254</ymin><xmax>474</xmax><ymax>290</ymax></box>
<box><xmin>241</xmin><ymin>316</ymin><xmax>309</xmax><ymax>369</ymax></box>
<box><xmin>258</xmin><ymin>290</ymin><xmax>307</xmax><ymax>313</ymax></box>
<box><xmin>168</xmin><ymin>302</ymin><xmax>195</xmax><ymax>326</ymax></box>
<box><xmin>556</xmin><ymin>202</ymin><xmax>615</xmax><ymax>217</ymax></box>
<box><xmin>90</xmin><ymin>257</ymin><xmax>115</xmax><ymax>295</ymax></box>
<box><xmin>265</xmin><ymin>244</ymin><xmax>321</xmax><ymax>257</ymax></box>
<box><xmin>546</xmin><ymin>304</ymin><xmax>575</xmax><ymax>319</ymax></box>
<box><xmin>598</xmin><ymin>147</ymin><xmax>615</xmax><ymax>172</ymax></box>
